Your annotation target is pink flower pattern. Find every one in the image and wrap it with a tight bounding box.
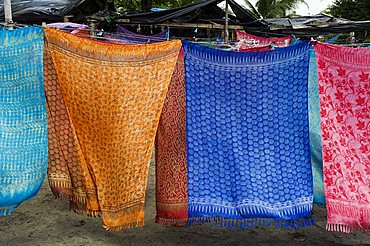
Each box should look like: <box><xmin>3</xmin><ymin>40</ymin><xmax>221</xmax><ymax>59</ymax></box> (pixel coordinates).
<box><xmin>315</xmin><ymin>43</ymin><xmax>370</xmax><ymax>232</ymax></box>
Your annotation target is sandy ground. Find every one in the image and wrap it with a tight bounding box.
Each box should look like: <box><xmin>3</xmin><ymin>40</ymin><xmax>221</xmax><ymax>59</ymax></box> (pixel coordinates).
<box><xmin>1</xmin><ymin>155</ymin><xmax>370</xmax><ymax>246</ymax></box>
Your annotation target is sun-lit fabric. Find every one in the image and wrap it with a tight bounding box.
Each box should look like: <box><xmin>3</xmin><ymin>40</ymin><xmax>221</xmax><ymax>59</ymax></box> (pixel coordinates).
<box><xmin>183</xmin><ymin>41</ymin><xmax>313</xmax><ymax>228</ymax></box>
<box><xmin>315</xmin><ymin>43</ymin><xmax>370</xmax><ymax>233</ymax></box>
<box><xmin>0</xmin><ymin>26</ymin><xmax>48</xmax><ymax>216</ymax></box>
<box><xmin>44</xmin><ymin>28</ymin><xmax>181</xmax><ymax>231</ymax></box>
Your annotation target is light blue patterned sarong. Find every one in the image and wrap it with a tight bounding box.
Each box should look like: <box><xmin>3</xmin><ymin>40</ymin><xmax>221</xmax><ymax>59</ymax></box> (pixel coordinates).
<box><xmin>0</xmin><ymin>26</ymin><xmax>48</xmax><ymax>216</ymax></box>
<box><xmin>308</xmin><ymin>35</ymin><xmax>341</xmax><ymax>206</ymax></box>
<box><xmin>308</xmin><ymin>49</ymin><xmax>325</xmax><ymax>205</ymax></box>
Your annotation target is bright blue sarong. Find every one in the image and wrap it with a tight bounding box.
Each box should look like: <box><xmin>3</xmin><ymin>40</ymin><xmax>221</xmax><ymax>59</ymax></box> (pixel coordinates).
<box><xmin>0</xmin><ymin>26</ymin><xmax>48</xmax><ymax>216</ymax></box>
<box><xmin>183</xmin><ymin>41</ymin><xmax>313</xmax><ymax>228</ymax></box>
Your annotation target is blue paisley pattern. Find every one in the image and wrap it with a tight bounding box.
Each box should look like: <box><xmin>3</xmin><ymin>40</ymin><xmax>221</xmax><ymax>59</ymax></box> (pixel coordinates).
<box><xmin>183</xmin><ymin>41</ymin><xmax>314</xmax><ymax>228</ymax></box>
<box><xmin>0</xmin><ymin>27</ymin><xmax>48</xmax><ymax>216</ymax></box>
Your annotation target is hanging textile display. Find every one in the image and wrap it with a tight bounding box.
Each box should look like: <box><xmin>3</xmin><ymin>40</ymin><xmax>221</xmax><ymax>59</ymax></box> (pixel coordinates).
<box><xmin>105</xmin><ymin>33</ymin><xmax>144</xmax><ymax>44</ymax></box>
<box><xmin>307</xmin><ymin>35</ymin><xmax>343</xmax><ymax>206</ymax></box>
<box><xmin>46</xmin><ymin>22</ymin><xmax>88</xmax><ymax>29</ymax></box>
<box><xmin>44</xmin><ymin>28</ymin><xmax>181</xmax><ymax>231</ymax></box>
<box><xmin>46</xmin><ymin>22</ymin><xmax>88</xmax><ymax>35</ymax></box>
<box><xmin>308</xmin><ymin>49</ymin><xmax>325</xmax><ymax>206</ymax></box>
<box><xmin>117</xmin><ymin>25</ymin><xmax>168</xmax><ymax>38</ymax></box>
<box><xmin>237</xmin><ymin>45</ymin><xmax>272</xmax><ymax>52</ymax></box>
<box><xmin>0</xmin><ymin>26</ymin><xmax>48</xmax><ymax>216</ymax></box>
<box><xmin>183</xmin><ymin>41</ymin><xmax>313</xmax><ymax>228</ymax></box>
<box><xmin>236</xmin><ymin>30</ymin><xmax>292</xmax><ymax>49</ymax></box>
<box><xmin>106</xmin><ymin>31</ymin><xmax>166</xmax><ymax>44</ymax></box>
<box><xmin>315</xmin><ymin>43</ymin><xmax>370</xmax><ymax>233</ymax></box>
<box><xmin>155</xmin><ymin>49</ymin><xmax>188</xmax><ymax>226</ymax></box>
<box><xmin>116</xmin><ymin>25</ymin><xmax>168</xmax><ymax>43</ymax></box>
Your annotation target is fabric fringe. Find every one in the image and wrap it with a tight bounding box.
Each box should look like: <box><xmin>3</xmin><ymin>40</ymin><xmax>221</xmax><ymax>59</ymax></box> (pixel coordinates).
<box><xmin>50</xmin><ymin>188</ymin><xmax>88</xmax><ymax>207</ymax></box>
<box><xmin>327</xmin><ymin>201</ymin><xmax>370</xmax><ymax>218</ymax></box>
<box><xmin>326</xmin><ymin>200</ymin><xmax>370</xmax><ymax>233</ymax></box>
<box><xmin>188</xmin><ymin>200</ymin><xmax>313</xmax><ymax>219</ymax></box>
<box><xmin>156</xmin><ymin>217</ymin><xmax>188</xmax><ymax>227</ymax></box>
<box><xmin>326</xmin><ymin>224</ymin><xmax>369</xmax><ymax>233</ymax></box>
<box><xmin>103</xmin><ymin>220</ymin><xmax>144</xmax><ymax>231</ymax></box>
<box><xmin>48</xmin><ymin>178</ymin><xmax>88</xmax><ymax>207</ymax></box>
<box><xmin>187</xmin><ymin>216</ymin><xmax>314</xmax><ymax>229</ymax></box>
<box><xmin>0</xmin><ymin>207</ymin><xmax>15</xmax><ymax>217</ymax></box>
<box><xmin>48</xmin><ymin>178</ymin><xmax>72</xmax><ymax>190</ymax></box>
<box><xmin>71</xmin><ymin>205</ymin><xmax>101</xmax><ymax>218</ymax></box>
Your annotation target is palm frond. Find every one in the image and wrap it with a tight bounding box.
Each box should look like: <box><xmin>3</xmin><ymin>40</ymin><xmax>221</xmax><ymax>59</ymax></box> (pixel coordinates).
<box><xmin>242</xmin><ymin>0</ymin><xmax>262</xmax><ymax>18</ymax></box>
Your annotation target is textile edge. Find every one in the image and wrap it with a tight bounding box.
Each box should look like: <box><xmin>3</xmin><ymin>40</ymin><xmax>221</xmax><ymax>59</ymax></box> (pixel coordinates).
<box><xmin>187</xmin><ymin>216</ymin><xmax>314</xmax><ymax>229</ymax></box>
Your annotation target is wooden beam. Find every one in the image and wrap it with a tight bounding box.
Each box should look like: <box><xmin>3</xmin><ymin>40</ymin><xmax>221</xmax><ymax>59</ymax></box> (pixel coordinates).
<box><xmin>111</xmin><ymin>21</ymin><xmax>244</xmax><ymax>30</ymax></box>
<box><xmin>224</xmin><ymin>0</ymin><xmax>229</xmax><ymax>43</ymax></box>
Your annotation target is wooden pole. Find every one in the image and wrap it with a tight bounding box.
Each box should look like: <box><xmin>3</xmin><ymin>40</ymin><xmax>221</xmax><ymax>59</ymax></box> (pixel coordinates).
<box><xmin>88</xmin><ymin>19</ymin><xmax>98</xmax><ymax>37</ymax></box>
<box><xmin>4</xmin><ymin>0</ymin><xmax>14</xmax><ymax>29</ymax></box>
<box><xmin>224</xmin><ymin>0</ymin><xmax>229</xmax><ymax>43</ymax></box>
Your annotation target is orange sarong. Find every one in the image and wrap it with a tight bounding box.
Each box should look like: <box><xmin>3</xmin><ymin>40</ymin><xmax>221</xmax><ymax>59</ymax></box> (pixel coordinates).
<box><xmin>44</xmin><ymin>28</ymin><xmax>181</xmax><ymax>231</ymax></box>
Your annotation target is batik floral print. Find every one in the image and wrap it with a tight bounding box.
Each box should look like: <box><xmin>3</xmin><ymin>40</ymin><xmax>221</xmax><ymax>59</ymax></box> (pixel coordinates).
<box><xmin>155</xmin><ymin>49</ymin><xmax>188</xmax><ymax>226</ymax></box>
<box><xmin>45</xmin><ymin>28</ymin><xmax>181</xmax><ymax>231</ymax></box>
<box><xmin>315</xmin><ymin>42</ymin><xmax>370</xmax><ymax>233</ymax></box>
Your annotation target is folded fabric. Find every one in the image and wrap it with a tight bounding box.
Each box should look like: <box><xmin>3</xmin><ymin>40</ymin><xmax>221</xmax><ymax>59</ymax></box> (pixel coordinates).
<box><xmin>183</xmin><ymin>41</ymin><xmax>313</xmax><ymax>228</ymax></box>
<box><xmin>115</xmin><ymin>25</ymin><xmax>167</xmax><ymax>43</ymax></box>
<box><xmin>46</xmin><ymin>22</ymin><xmax>88</xmax><ymax>29</ymax></box>
<box><xmin>44</xmin><ymin>28</ymin><xmax>181</xmax><ymax>231</ymax></box>
<box><xmin>308</xmin><ymin>48</ymin><xmax>325</xmax><ymax>206</ymax></box>
<box><xmin>290</xmin><ymin>36</ymin><xmax>300</xmax><ymax>46</ymax></box>
<box><xmin>315</xmin><ymin>43</ymin><xmax>370</xmax><ymax>233</ymax></box>
<box><xmin>0</xmin><ymin>26</ymin><xmax>48</xmax><ymax>216</ymax></box>
<box><xmin>117</xmin><ymin>25</ymin><xmax>168</xmax><ymax>38</ymax></box>
<box><xmin>236</xmin><ymin>30</ymin><xmax>291</xmax><ymax>49</ymax></box>
<box><xmin>155</xmin><ymin>49</ymin><xmax>188</xmax><ymax>226</ymax></box>
<box><xmin>237</xmin><ymin>45</ymin><xmax>272</xmax><ymax>52</ymax></box>
<box><xmin>326</xmin><ymin>34</ymin><xmax>341</xmax><ymax>44</ymax></box>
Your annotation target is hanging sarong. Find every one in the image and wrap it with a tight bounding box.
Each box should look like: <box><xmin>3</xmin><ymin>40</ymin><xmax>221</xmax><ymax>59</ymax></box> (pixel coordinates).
<box><xmin>0</xmin><ymin>26</ymin><xmax>48</xmax><ymax>216</ymax></box>
<box><xmin>155</xmin><ymin>49</ymin><xmax>188</xmax><ymax>226</ymax></box>
<box><xmin>315</xmin><ymin>43</ymin><xmax>370</xmax><ymax>233</ymax></box>
<box><xmin>183</xmin><ymin>41</ymin><xmax>313</xmax><ymax>228</ymax></box>
<box><xmin>105</xmin><ymin>33</ymin><xmax>143</xmax><ymax>44</ymax></box>
<box><xmin>44</xmin><ymin>28</ymin><xmax>181</xmax><ymax>231</ymax></box>
<box><xmin>308</xmin><ymin>49</ymin><xmax>325</xmax><ymax>206</ymax></box>
<box><xmin>118</xmin><ymin>25</ymin><xmax>168</xmax><ymax>38</ymax></box>
<box><xmin>237</xmin><ymin>46</ymin><xmax>272</xmax><ymax>52</ymax></box>
<box><xmin>46</xmin><ymin>22</ymin><xmax>88</xmax><ymax>29</ymax></box>
<box><xmin>106</xmin><ymin>32</ymin><xmax>165</xmax><ymax>44</ymax></box>
<box><xmin>115</xmin><ymin>25</ymin><xmax>167</xmax><ymax>43</ymax></box>
<box><xmin>236</xmin><ymin>30</ymin><xmax>291</xmax><ymax>49</ymax></box>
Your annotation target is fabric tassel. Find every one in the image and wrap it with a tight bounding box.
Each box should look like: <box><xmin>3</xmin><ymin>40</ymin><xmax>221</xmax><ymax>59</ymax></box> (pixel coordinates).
<box><xmin>184</xmin><ymin>216</ymin><xmax>314</xmax><ymax>230</ymax></box>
